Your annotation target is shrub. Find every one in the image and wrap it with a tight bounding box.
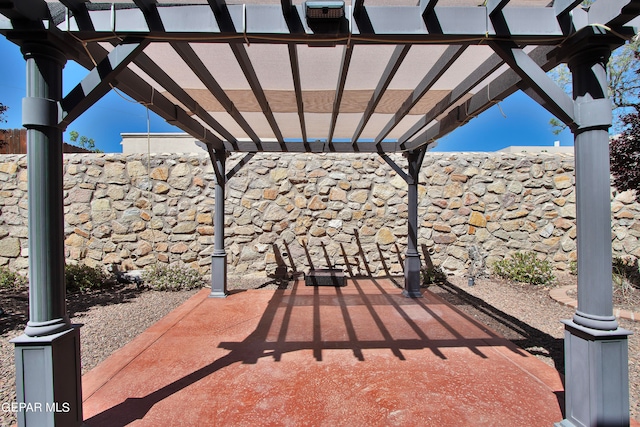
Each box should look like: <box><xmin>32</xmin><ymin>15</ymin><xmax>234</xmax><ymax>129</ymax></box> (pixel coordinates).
<box><xmin>612</xmin><ymin>256</ymin><xmax>640</xmax><ymax>299</ymax></box>
<box><xmin>569</xmin><ymin>257</ymin><xmax>639</xmax><ymax>286</ymax></box>
<box><xmin>610</xmin><ymin>111</ymin><xmax>640</xmax><ymax>202</ymax></box>
<box><xmin>0</xmin><ymin>266</ymin><xmax>28</xmax><ymax>290</ymax></box>
<box><xmin>142</xmin><ymin>264</ymin><xmax>206</xmax><ymax>291</ymax></box>
<box><xmin>65</xmin><ymin>263</ymin><xmax>114</xmax><ymax>293</ymax></box>
<box><xmin>492</xmin><ymin>252</ymin><xmax>555</xmax><ymax>286</ymax></box>
<box><xmin>421</xmin><ymin>266</ymin><xmax>446</xmax><ymax>286</ymax></box>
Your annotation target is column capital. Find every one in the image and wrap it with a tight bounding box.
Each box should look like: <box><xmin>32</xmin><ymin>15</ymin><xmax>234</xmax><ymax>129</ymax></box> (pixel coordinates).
<box><xmin>567</xmin><ymin>41</ymin><xmax>613</xmax><ymax>134</ymax></box>
<box><xmin>550</xmin><ymin>24</ymin><xmax>631</xmax><ymax>67</ymax></box>
<box><xmin>20</xmin><ymin>42</ymin><xmax>67</xmax><ymax>67</ymax></box>
<box><xmin>566</xmin><ymin>44</ymin><xmax>611</xmax><ymax>71</ymax></box>
<box><xmin>21</xmin><ymin>41</ymin><xmax>66</xmax><ymax>130</ymax></box>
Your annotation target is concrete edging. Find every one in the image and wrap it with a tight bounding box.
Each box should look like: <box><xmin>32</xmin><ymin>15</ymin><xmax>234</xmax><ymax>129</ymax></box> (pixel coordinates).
<box><xmin>550</xmin><ymin>285</ymin><xmax>639</xmax><ymax>322</ymax></box>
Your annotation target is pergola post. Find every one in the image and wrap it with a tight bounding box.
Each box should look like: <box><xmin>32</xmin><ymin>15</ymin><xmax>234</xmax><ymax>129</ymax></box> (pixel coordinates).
<box><xmin>556</xmin><ymin>44</ymin><xmax>632</xmax><ymax>427</ymax></box>
<box><xmin>10</xmin><ymin>43</ymin><xmax>83</xmax><ymax>427</ymax></box>
<box><xmin>210</xmin><ymin>148</ymin><xmax>228</xmax><ymax>298</ymax></box>
<box><xmin>378</xmin><ymin>150</ymin><xmax>424</xmax><ymax>297</ymax></box>
<box><xmin>403</xmin><ymin>149</ymin><xmax>424</xmax><ymax>298</ymax></box>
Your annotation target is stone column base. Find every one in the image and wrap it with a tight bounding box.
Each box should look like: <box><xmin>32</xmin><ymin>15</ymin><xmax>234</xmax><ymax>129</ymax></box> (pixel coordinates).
<box><xmin>11</xmin><ymin>327</ymin><xmax>83</xmax><ymax>427</ymax></box>
<box><xmin>555</xmin><ymin>319</ymin><xmax>632</xmax><ymax>427</ymax></box>
<box><xmin>403</xmin><ymin>253</ymin><xmax>423</xmax><ymax>298</ymax></box>
<box><xmin>210</xmin><ymin>253</ymin><xmax>228</xmax><ymax>298</ymax></box>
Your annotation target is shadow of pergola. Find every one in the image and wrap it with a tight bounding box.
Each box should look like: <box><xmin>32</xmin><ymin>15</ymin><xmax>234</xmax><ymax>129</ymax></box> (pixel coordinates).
<box><xmin>432</xmin><ymin>279</ymin><xmax>566</xmax><ymax>372</ymax></box>
<box><xmin>85</xmin><ymin>277</ymin><xmax>534</xmax><ymax>426</ymax></box>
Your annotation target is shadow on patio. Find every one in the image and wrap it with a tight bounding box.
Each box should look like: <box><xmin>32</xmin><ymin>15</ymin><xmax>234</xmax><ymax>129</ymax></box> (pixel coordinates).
<box><xmin>82</xmin><ymin>278</ymin><xmax>565</xmax><ymax>426</ymax></box>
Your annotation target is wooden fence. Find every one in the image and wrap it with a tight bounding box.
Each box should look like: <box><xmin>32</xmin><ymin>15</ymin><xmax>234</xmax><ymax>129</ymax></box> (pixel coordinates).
<box><xmin>0</xmin><ymin>128</ymin><xmax>26</xmax><ymax>154</ymax></box>
<box><xmin>0</xmin><ymin>129</ymin><xmax>92</xmax><ymax>154</ymax></box>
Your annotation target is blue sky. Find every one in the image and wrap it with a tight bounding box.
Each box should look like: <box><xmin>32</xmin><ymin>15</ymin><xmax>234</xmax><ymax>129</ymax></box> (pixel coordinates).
<box><xmin>0</xmin><ymin>36</ymin><xmax>574</xmax><ymax>153</ymax></box>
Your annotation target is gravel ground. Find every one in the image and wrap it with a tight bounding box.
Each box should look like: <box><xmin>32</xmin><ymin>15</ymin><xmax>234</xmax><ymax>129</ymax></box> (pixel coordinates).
<box><xmin>0</xmin><ymin>285</ymin><xmax>199</xmax><ymax>427</ymax></box>
<box><xmin>431</xmin><ymin>275</ymin><xmax>639</xmax><ymax>422</ymax></box>
<box><xmin>1</xmin><ymin>275</ymin><xmax>638</xmax><ymax>426</ymax></box>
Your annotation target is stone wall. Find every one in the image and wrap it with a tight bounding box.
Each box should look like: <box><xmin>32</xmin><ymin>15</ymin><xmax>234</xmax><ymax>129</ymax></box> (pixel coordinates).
<box><xmin>1</xmin><ymin>151</ymin><xmax>639</xmax><ymax>279</ymax></box>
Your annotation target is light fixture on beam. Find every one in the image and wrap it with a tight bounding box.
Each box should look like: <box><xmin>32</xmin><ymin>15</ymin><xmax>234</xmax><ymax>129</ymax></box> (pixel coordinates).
<box><xmin>305</xmin><ymin>1</ymin><xmax>345</xmax><ymax>20</ymax></box>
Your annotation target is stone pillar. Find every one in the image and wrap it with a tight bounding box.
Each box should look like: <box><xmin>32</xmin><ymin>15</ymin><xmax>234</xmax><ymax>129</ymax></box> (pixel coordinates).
<box><xmin>210</xmin><ymin>149</ymin><xmax>227</xmax><ymax>297</ymax></box>
<box><xmin>555</xmin><ymin>44</ymin><xmax>631</xmax><ymax>427</ymax></box>
<box><xmin>403</xmin><ymin>150</ymin><xmax>422</xmax><ymax>298</ymax></box>
<box><xmin>11</xmin><ymin>43</ymin><xmax>83</xmax><ymax>427</ymax></box>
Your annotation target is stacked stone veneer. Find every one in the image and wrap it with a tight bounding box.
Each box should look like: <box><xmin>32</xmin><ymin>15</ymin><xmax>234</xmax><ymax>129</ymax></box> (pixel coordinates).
<box><xmin>0</xmin><ymin>151</ymin><xmax>639</xmax><ymax>279</ymax></box>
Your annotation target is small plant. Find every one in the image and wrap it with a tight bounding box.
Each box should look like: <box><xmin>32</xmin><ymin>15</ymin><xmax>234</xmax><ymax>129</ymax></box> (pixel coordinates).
<box><xmin>65</xmin><ymin>263</ymin><xmax>114</xmax><ymax>293</ymax></box>
<box><xmin>492</xmin><ymin>251</ymin><xmax>555</xmax><ymax>286</ymax></box>
<box><xmin>569</xmin><ymin>260</ymin><xmax>577</xmax><ymax>276</ymax></box>
<box><xmin>142</xmin><ymin>264</ymin><xmax>206</xmax><ymax>291</ymax></box>
<box><xmin>569</xmin><ymin>257</ymin><xmax>639</xmax><ymax>283</ymax></box>
<box><xmin>612</xmin><ymin>256</ymin><xmax>640</xmax><ymax>301</ymax></box>
<box><xmin>0</xmin><ymin>266</ymin><xmax>28</xmax><ymax>290</ymax></box>
<box><xmin>421</xmin><ymin>265</ymin><xmax>446</xmax><ymax>286</ymax></box>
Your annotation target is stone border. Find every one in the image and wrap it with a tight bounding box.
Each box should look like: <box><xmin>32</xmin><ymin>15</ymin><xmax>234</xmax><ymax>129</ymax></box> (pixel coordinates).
<box><xmin>550</xmin><ymin>285</ymin><xmax>639</xmax><ymax>322</ymax></box>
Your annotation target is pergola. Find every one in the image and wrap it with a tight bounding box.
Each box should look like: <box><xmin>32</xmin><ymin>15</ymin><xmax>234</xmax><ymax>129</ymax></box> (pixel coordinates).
<box><xmin>2</xmin><ymin>1</ymin><xmax>639</xmax><ymax>426</ymax></box>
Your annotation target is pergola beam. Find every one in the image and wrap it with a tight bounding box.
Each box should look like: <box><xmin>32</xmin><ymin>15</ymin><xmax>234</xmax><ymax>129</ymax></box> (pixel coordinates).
<box><xmin>490</xmin><ymin>42</ymin><xmax>575</xmax><ymax>127</ymax></box>
<box><xmin>378</xmin><ymin>152</ymin><xmax>410</xmax><ymax>183</ymax></box>
<box><xmin>405</xmin><ymin>45</ymin><xmax>558</xmax><ymax>150</ymax></box>
<box><xmin>34</xmin><ymin>3</ymin><xmax>640</xmax><ymax>46</ymax></box>
<box><xmin>226</xmin><ymin>153</ymin><xmax>255</xmax><ymax>181</ymax></box>
<box><xmin>59</xmin><ymin>0</ymin><xmax>94</xmax><ymax>31</ymax></box>
<box><xmin>288</xmin><ymin>44</ymin><xmax>307</xmax><ymax>143</ymax></box>
<box><xmin>554</xmin><ymin>0</ymin><xmax>584</xmax><ymax>17</ymax></box>
<box><xmin>403</xmin><ymin>50</ymin><xmax>539</xmax><ymax>151</ymax></box>
<box><xmin>172</xmin><ymin>42</ymin><xmax>262</xmax><ymax>144</ymax></box>
<box><xmin>328</xmin><ymin>44</ymin><xmax>354</xmax><ymax>144</ymax></box>
<box><xmin>60</xmin><ymin>40</ymin><xmax>149</xmax><ymax>129</ymax></box>
<box><xmin>204</xmin><ymin>1</ymin><xmax>270</xmax><ymax>148</ymax></box>
<box><xmin>44</xmin><ymin>4</ymin><xmax>582</xmax><ymax>42</ymax></box>
<box><xmin>132</xmin><ymin>0</ymin><xmax>164</xmax><ymax>31</ymax></box>
<box><xmin>207</xmin><ymin>145</ymin><xmax>225</xmax><ymax>185</ymax></box>
<box><xmin>230</xmin><ymin>43</ymin><xmax>286</xmax><ymax>147</ymax></box>
<box><xmin>206</xmin><ymin>0</ymin><xmax>228</xmax><ymax>15</ymax></box>
<box><xmin>120</xmin><ymin>76</ymin><xmax>224</xmax><ymax>148</ymax></box>
<box><xmin>0</xmin><ymin>0</ymin><xmax>49</xmax><ymax>22</ymax></box>
<box><xmin>485</xmin><ymin>0</ymin><xmax>510</xmax><ymax>17</ymax></box>
<box><xmin>133</xmin><ymin>0</ymin><xmax>158</xmax><ymax>15</ymax></box>
<box><xmin>353</xmin><ymin>0</ymin><xmax>365</xmax><ymax>17</ymax></box>
<box><xmin>222</xmin><ymin>140</ymin><xmax>398</xmax><ymax>153</ymax></box>
<box><xmin>419</xmin><ymin>0</ymin><xmax>438</xmax><ymax>17</ymax></box>
<box><xmin>76</xmin><ymin>43</ymin><xmax>224</xmax><ymax>148</ymax></box>
<box><xmin>132</xmin><ymin>50</ymin><xmax>238</xmax><ymax>144</ymax></box>
<box><xmin>397</xmin><ymin>51</ymin><xmax>505</xmax><ymax>144</ymax></box>
<box><xmin>352</xmin><ymin>44</ymin><xmax>410</xmax><ymax>143</ymax></box>
<box><xmin>281</xmin><ymin>0</ymin><xmax>292</xmax><ymax>16</ymax></box>
<box><xmin>374</xmin><ymin>45</ymin><xmax>466</xmax><ymax>144</ymax></box>
<box><xmin>405</xmin><ymin>69</ymin><xmax>519</xmax><ymax>151</ymax></box>
<box><xmin>588</xmin><ymin>0</ymin><xmax>640</xmax><ymax>27</ymax></box>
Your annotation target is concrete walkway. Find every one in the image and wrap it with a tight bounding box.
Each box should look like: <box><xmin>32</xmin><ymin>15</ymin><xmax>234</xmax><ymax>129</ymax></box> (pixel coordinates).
<box><xmin>82</xmin><ymin>278</ymin><xmax>567</xmax><ymax>426</ymax></box>
<box><xmin>550</xmin><ymin>284</ymin><xmax>639</xmax><ymax>322</ymax></box>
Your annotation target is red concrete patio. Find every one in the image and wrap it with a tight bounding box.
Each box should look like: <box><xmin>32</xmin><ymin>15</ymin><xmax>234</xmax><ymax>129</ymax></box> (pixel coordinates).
<box><xmin>82</xmin><ymin>278</ymin><xmax>568</xmax><ymax>426</ymax></box>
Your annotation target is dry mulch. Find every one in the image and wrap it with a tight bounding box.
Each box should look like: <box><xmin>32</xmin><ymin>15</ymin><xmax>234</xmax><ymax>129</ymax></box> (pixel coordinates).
<box><xmin>1</xmin><ymin>274</ymin><xmax>638</xmax><ymax>426</ymax></box>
